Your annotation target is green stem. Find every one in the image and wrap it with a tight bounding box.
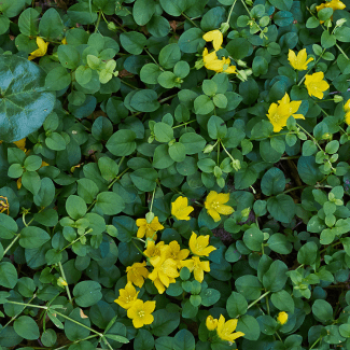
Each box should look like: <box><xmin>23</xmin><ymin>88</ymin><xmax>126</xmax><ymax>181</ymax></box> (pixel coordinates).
<box><xmin>282</xmin><ymin>185</ymin><xmax>306</xmax><ymax>195</ymax></box>
<box><xmin>337</xmin><ymin>43</ymin><xmax>350</xmax><ymax>60</ymax></box>
<box><xmin>58</xmin><ymin>262</ymin><xmax>72</xmax><ymax>304</ymax></box>
<box><xmin>172</xmin><ymin>120</ymin><xmax>196</xmax><ymax>129</ymax></box>
<box><xmin>297</xmin><ymin>124</ymin><xmax>323</xmax><ymax>152</ymax></box>
<box><xmin>3</xmin><ymin>235</ymin><xmax>20</xmax><ymax>256</ymax></box>
<box><xmin>6</xmin><ymin>300</ymin><xmax>49</xmax><ymax>310</ymax></box>
<box><xmin>240</xmin><ymin>0</ymin><xmax>267</xmax><ymax>39</ymax></box>
<box><xmin>225</xmin><ymin>0</ymin><xmax>238</xmax><ymax>25</ymax></box>
<box><xmin>150</xmin><ymin>188</ymin><xmax>156</xmax><ymax>213</ymax></box>
<box><xmin>108</xmin><ymin>167</ymin><xmax>130</xmax><ymax>190</ymax></box>
<box><xmin>145</xmin><ymin>49</ymin><xmax>164</xmax><ymax>70</ymax></box>
<box><xmin>247</xmin><ymin>291</ymin><xmax>271</xmax><ymax>310</ymax></box>
<box><xmin>309</xmin><ymin>337</ymin><xmax>322</xmax><ymax>350</ymax></box>
<box><xmin>182</xmin><ymin>13</ymin><xmax>199</xmax><ymax>28</ymax></box>
<box><xmin>159</xmin><ymin>93</ymin><xmax>178</xmax><ymax>104</ymax></box>
<box><xmin>54</xmin><ymin>335</ymin><xmax>99</xmax><ymax>350</ymax></box>
<box><xmin>217</xmin><ymin>141</ymin><xmax>221</xmax><ymax>165</ymax></box>
<box><xmin>94</xmin><ymin>12</ymin><xmax>102</xmax><ymax>33</ymax></box>
<box><xmin>120</xmin><ymin>79</ymin><xmax>139</xmax><ymax>90</ymax></box>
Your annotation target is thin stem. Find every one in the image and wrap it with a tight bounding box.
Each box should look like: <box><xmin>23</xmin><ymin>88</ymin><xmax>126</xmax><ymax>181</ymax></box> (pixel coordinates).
<box><xmin>58</xmin><ymin>262</ymin><xmax>72</xmax><ymax>304</ymax></box>
<box><xmin>3</xmin><ymin>235</ymin><xmax>20</xmax><ymax>256</ymax></box>
<box><xmin>217</xmin><ymin>142</ymin><xmax>220</xmax><ymax>165</ymax></box>
<box><xmin>247</xmin><ymin>291</ymin><xmax>271</xmax><ymax>310</ymax></box>
<box><xmin>145</xmin><ymin>49</ymin><xmax>164</xmax><ymax>70</ymax></box>
<box><xmin>120</xmin><ymin>79</ymin><xmax>139</xmax><ymax>90</ymax></box>
<box><xmin>240</xmin><ymin>0</ymin><xmax>267</xmax><ymax>39</ymax></box>
<box><xmin>94</xmin><ymin>11</ymin><xmax>102</xmax><ymax>33</ymax></box>
<box><xmin>159</xmin><ymin>93</ymin><xmax>178</xmax><ymax>104</ymax></box>
<box><xmin>172</xmin><ymin>120</ymin><xmax>196</xmax><ymax>129</ymax></box>
<box><xmin>336</xmin><ymin>43</ymin><xmax>350</xmax><ymax>60</ymax></box>
<box><xmin>108</xmin><ymin>167</ymin><xmax>130</xmax><ymax>190</ymax></box>
<box><xmin>282</xmin><ymin>185</ymin><xmax>306</xmax><ymax>195</ymax></box>
<box><xmin>225</xmin><ymin>0</ymin><xmax>238</xmax><ymax>25</ymax></box>
<box><xmin>297</xmin><ymin>124</ymin><xmax>323</xmax><ymax>152</ymax></box>
<box><xmin>131</xmin><ymin>239</ymin><xmax>148</xmax><ymax>258</ymax></box>
<box><xmin>309</xmin><ymin>337</ymin><xmax>322</xmax><ymax>350</ymax></box>
<box><xmin>150</xmin><ymin>188</ymin><xmax>156</xmax><ymax>213</ymax></box>
<box><xmin>6</xmin><ymin>301</ymin><xmax>49</xmax><ymax>310</ymax></box>
<box><xmin>182</xmin><ymin>13</ymin><xmax>199</xmax><ymax>28</ymax></box>
<box><xmin>54</xmin><ymin>335</ymin><xmax>99</xmax><ymax>350</ymax></box>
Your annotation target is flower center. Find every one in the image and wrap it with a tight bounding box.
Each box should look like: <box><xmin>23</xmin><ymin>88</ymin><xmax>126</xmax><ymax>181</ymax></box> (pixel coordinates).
<box><xmin>138</xmin><ymin>310</ymin><xmax>145</xmax><ymax>318</ymax></box>
<box><xmin>211</xmin><ymin>201</ymin><xmax>220</xmax><ymax>209</ymax></box>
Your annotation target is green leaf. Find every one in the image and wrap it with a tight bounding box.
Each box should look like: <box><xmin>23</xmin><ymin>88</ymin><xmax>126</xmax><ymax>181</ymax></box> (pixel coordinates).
<box><xmin>19</xmin><ymin>226</ymin><xmax>51</xmax><ymax>249</ymax></box>
<box><xmin>236</xmin><ymin>315</ymin><xmax>260</xmax><ymax>340</ymax></box>
<box><xmin>271</xmin><ymin>290</ymin><xmax>295</xmax><ymax>313</ymax></box>
<box><xmin>151</xmin><ymin>310</ymin><xmax>180</xmax><ymax>336</ymax></box>
<box><xmin>18</xmin><ymin>8</ymin><xmax>39</xmax><ymax>36</ymax></box>
<box><xmin>106</xmin><ymin>130</ymin><xmax>137</xmax><ymax>156</ymax></box>
<box><xmin>95</xmin><ymin>192</ymin><xmax>125</xmax><ymax>216</ymax></box>
<box><xmin>173</xmin><ymin>329</ymin><xmax>195</xmax><ymax>350</ymax></box>
<box><xmin>267</xmin><ymin>234</ymin><xmax>293</xmax><ymax>254</ymax></box>
<box><xmin>267</xmin><ymin>194</ymin><xmax>295</xmax><ymax>223</ymax></box>
<box><xmin>154</xmin><ymin>122</ymin><xmax>174</xmax><ymax>142</ymax></box>
<box><xmin>133</xmin><ymin>0</ymin><xmax>155</xmax><ymax>25</ymax></box>
<box><xmin>0</xmin><ymin>262</ymin><xmax>18</xmax><ymax>289</ymax></box>
<box><xmin>130</xmin><ymin>90</ymin><xmax>160</xmax><ymax>112</ymax></box>
<box><xmin>263</xmin><ymin>260</ymin><xmax>288</xmax><ymax>292</ymax></box>
<box><xmin>73</xmin><ymin>281</ymin><xmax>102</xmax><ymax>307</ymax></box>
<box><xmin>45</xmin><ymin>66</ymin><xmax>71</xmax><ymax>91</ymax></box>
<box><xmin>39</xmin><ymin>8</ymin><xmax>65</xmax><ymax>40</ymax></box>
<box><xmin>0</xmin><ymin>56</ymin><xmax>55</xmax><ymax>142</ymax></box>
<box><xmin>235</xmin><ymin>275</ymin><xmax>262</xmax><ymax>300</ymax></box>
<box><xmin>243</xmin><ymin>227</ymin><xmax>264</xmax><ymax>251</ymax></box>
<box><xmin>261</xmin><ymin>167</ymin><xmax>286</xmax><ymax>196</ymax></box>
<box><xmin>14</xmin><ymin>316</ymin><xmax>40</xmax><ymax>340</ymax></box>
<box><xmin>66</xmin><ymin>195</ymin><xmax>87</xmax><ymax>220</ymax></box>
<box><xmin>134</xmin><ymin>329</ymin><xmax>154</xmax><ymax>350</ymax></box>
<box><xmin>321</xmin><ymin>31</ymin><xmax>336</xmax><ymax>49</ymax></box>
<box><xmin>159</xmin><ymin>43</ymin><xmax>181</xmax><ymax>69</ymax></box>
<box><xmin>268</xmin><ymin>0</ymin><xmax>292</xmax><ymax>11</ymax></box>
<box><xmin>120</xmin><ymin>31</ymin><xmax>147</xmax><ymax>55</ymax></box>
<box><xmin>130</xmin><ymin>168</ymin><xmax>158</xmax><ymax>192</ymax></box>
<box><xmin>227</xmin><ymin>292</ymin><xmax>248</xmax><ymax>318</ymax></box>
<box><xmin>194</xmin><ymin>95</ymin><xmax>214</xmax><ymax>115</ymax></box>
<box><xmin>312</xmin><ymin>299</ymin><xmax>333</xmax><ymax>322</ymax></box>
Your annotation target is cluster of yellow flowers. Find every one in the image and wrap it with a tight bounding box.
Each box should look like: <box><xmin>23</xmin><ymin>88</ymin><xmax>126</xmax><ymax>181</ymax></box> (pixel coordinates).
<box><xmin>114</xmin><ymin>231</ymin><xmax>216</xmax><ymax>328</ymax></box>
<box><xmin>201</xmin><ymin>30</ymin><xmax>237</xmax><ymax>74</ymax></box>
<box><xmin>267</xmin><ymin>48</ymin><xmax>330</xmax><ymax>132</ymax></box>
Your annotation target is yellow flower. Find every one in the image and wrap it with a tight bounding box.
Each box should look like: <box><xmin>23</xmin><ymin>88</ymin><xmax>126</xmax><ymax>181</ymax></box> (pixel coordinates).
<box><xmin>267</xmin><ymin>93</ymin><xmax>305</xmax><ymax>132</ymax></box>
<box><xmin>114</xmin><ymin>281</ymin><xmax>139</xmax><ymax>309</ymax></box>
<box><xmin>204</xmin><ymin>191</ymin><xmax>234</xmax><ymax>222</ymax></box>
<box><xmin>28</xmin><ymin>37</ymin><xmax>49</xmax><ymax>61</ymax></box>
<box><xmin>277</xmin><ymin>312</ymin><xmax>288</xmax><ymax>325</ymax></box>
<box><xmin>0</xmin><ymin>196</ymin><xmax>9</xmax><ymax>215</ymax></box>
<box><xmin>344</xmin><ymin>100</ymin><xmax>350</xmax><ymax>124</ymax></box>
<box><xmin>316</xmin><ymin>0</ymin><xmax>346</xmax><ymax>12</ymax></box>
<box><xmin>203</xmin><ymin>30</ymin><xmax>223</xmax><ymax>51</ymax></box>
<box><xmin>127</xmin><ymin>299</ymin><xmax>156</xmax><ymax>328</ymax></box>
<box><xmin>148</xmin><ymin>256</ymin><xmax>179</xmax><ymax>294</ymax></box>
<box><xmin>216</xmin><ymin>315</ymin><xmax>245</xmax><ymax>343</ymax></box>
<box><xmin>181</xmin><ymin>256</ymin><xmax>210</xmax><ymax>282</ymax></box>
<box><xmin>206</xmin><ymin>315</ymin><xmax>219</xmax><ymax>331</ymax></box>
<box><xmin>136</xmin><ymin>216</ymin><xmax>164</xmax><ymax>240</ymax></box>
<box><xmin>61</xmin><ymin>37</ymin><xmax>67</xmax><ymax>45</ymax></box>
<box><xmin>126</xmin><ymin>261</ymin><xmax>149</xmax><ymax>288</ymax></box>
<box><xmin>165</xmin><ymin>241</ymin><xmax>190</xmax><ymax>268</ymax></box>
<box><xmin>171</xmin><ymin>196</ymin><xmax>194</xmax><ymax>221</ymax></box>
<box><xmin>189</xmin><ymin>232</ymin><xmax>216</xmax><ymax>257</ymax></box>
<box><xmin>41</xmin><ymin>161</ymin><xmax>50</xmax><ymax>167</ymax></box>
<box><xmin>203</xmin><ymin>48</ymin><xmax>237</xmax><ymax>75</ymax></box>
<box><xmin>144</xmin><ymin>240</ymin><xmax>168</xmax><ymax>266</ymax></box>
<box><xmin>288</xmin><ymin>49</ymin><xmax>314</xmax><ymax>71</ymax></box>
<box><xmin>304</xmin><ymin>72</ymin><xmax>330</xmax><ymax>99</ymax></box>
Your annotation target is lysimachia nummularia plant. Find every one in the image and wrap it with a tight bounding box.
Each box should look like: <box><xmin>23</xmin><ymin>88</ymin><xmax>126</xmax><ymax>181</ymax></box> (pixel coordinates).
<box><xmin>3</xmin><ymin>0</ymin><xmax>350</xmax><ymax>349</ymax></box>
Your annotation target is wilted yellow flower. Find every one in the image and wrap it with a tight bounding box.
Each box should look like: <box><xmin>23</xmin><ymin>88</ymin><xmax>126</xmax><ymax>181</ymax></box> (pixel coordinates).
<box><xmin>114</xmin><ymin>281</ymin><xmax>139</xmax><ymax>309</ymax></box>
<box><xmin>126</xmin><ymin>261</ymin><xmax>149</xmax><ymax>288</ymax></box>
<box><xmin>28</xmin><ymin>37</ymin><xmax>49</xmax><ymax>61</ymax></box>
<box><xmin>171</xmin><ymin>196</ymin><xmax>194</xmax><ymax>221</ymax></box>
<box><xmin>203</xmin><ymin>30</ymin><xmax>223</xmax><ymax>51</ymax></box>
<box><xmin>127</xmin><ymin>299</ymin><xmax>156</xmax><ymax>328</ymax></box>
<box><xmin>288</xmin><ymin>49</ymin><xmax>314</xmax><ymax>71</ymax></box>
<box><xmin>136</xmin><ymin>216</ymin><xmax>164</xmax><ymax>240</ymax></box>
<box><xmin>41</xmin><ymin>161</ymin><xmax>50</xmax><ymax>167</ymax></box>
<box><xmin>267</xmin><ymin>93</ymin><xmax>304</xmax><ymax>132</ymax></box>
<box><xmin>304</xmin><ymin>72</ymin><xmax>330</xmax><ymax>99</ymax></box>
<box><xmin>148</xmin><ymin>256</ymin><xmax>179</xmax><ymax>294</ymax></box>
<box><xmin>316</xmin><ymin>0</ymin><xmax>346</xmax><ymax>12</ymax></box>
<box><xmin>216</xmin><ymin>315</ymin><xmax>245</xmax><ymax>343</ymax></box>
<box><xmin>189</xmin><ymin>232</ymin><xmax>216</xmax><ymax>257</ymax></box>
<box><xmin>204</xmin><ymin>191</ymin><xmax>234</xmax><ymax>222</ymax></box>
<box><xmin>206</xmin><ymin>315</ymin><xmax>219</xmax><ymax>331</ymax></box>
<box><xmin>181</xmin><ymin>256</ymin><xmax>210</xmax><ymax>282</ymax></box>
<box><xmin>277</xmin><ymin>312</ymin><xmax>288</xmax><ymax>325</ymax></box>
<box><xmin>165</xmin><ymin>241</ymin><xmax>190</xmax><ymax>268</ymax></box>
<box><xmin>13</xmin><ymin>138</ymin><xmax>27</xmax><ymax>152</ymax></box>
<box><xmin>16</xmin><ymin>178</ymin><xmax>22</xmax><ymax>190</ymax></box>
<box><xmin>203</xmin><ymin>48</ymin><xmax>237</xmax><ymax>74</ymax></box>
<box><xmin>0</xmin><ymin>196</ymin><xmax>9</xmax><ymax>215</ymax></box>
<box><xmin>144</xmin><ymin>240</ymin><xmax>168</xmax><ymax>266</ymax></box>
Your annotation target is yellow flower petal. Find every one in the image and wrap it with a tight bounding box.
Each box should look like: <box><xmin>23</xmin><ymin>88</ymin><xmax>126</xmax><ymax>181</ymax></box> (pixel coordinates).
<box><xmin>203</xmin><ymin>30</ymin><xmax>223</xmax><ymax>51</ymax></box>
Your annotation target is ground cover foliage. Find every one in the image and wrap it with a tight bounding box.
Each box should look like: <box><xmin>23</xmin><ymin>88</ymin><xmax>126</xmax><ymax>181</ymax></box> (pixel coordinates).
<box><xmin>3</xmin><ymin>0</ymin><xmax>350</xmax><ymax>349</ymax></box>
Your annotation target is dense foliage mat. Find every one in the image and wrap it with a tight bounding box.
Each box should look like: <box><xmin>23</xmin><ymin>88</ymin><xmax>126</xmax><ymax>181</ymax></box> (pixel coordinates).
<box><xmin>2</xmin><ymin>0</ymin><xmax>350</xmax><ymax>349</ymax></box>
